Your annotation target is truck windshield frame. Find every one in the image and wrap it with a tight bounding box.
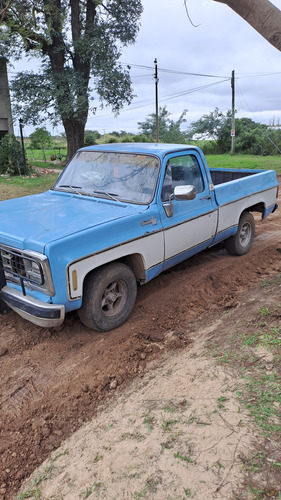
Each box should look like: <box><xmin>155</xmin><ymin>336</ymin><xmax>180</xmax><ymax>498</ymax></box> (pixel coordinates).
<box><xmin>53</xmin><ymin>151</ymin><xmax>160</xmax><ymax>205</ymax></box>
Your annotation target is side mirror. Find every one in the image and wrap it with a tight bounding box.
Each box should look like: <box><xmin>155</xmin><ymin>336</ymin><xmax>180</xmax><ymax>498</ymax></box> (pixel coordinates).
<box><xmin>163</xmin><ymin>185</ymin><xmax>197</xmax><ymax>218</ymax></box>
<box><xmin>174</xmin><ymin>185</ymin><xmax>196</xmax><ymax>200</ymax></box>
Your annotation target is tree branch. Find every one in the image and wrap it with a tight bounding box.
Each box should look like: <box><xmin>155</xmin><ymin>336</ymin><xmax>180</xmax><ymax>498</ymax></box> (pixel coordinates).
<box><xmin>0</xmin><ymin>0</ymin><xmax>13</xmax><ymax>22</ymax></box>
<box><xmin>213</xmin><ymin>0</ymin><xmax>281</xmax><ymax>52</ymax></box>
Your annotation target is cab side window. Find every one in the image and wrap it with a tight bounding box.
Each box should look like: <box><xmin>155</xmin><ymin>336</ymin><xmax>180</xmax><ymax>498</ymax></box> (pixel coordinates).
<box><xmin>161</xmin><ymin>154</ymin><xmax>204</xmax><ymax>201</ymax></box>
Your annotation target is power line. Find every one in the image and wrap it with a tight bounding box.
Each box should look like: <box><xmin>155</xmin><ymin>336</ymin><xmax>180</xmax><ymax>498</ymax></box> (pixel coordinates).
<box><xmin>123</xmin><ymin>63</ymin><xmax>229</xmax><ymax>79</ymax></box>
<box><xmin>88</xmin><ymin>78</ymin><xmax>229</xmax><ymax>120</ymax></box>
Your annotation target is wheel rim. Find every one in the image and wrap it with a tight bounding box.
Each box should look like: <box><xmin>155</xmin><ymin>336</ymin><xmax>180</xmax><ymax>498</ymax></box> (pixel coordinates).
<box><xmin>101</xmin><ymin>280</ymin><xmax>127</xmax><ymax>317</ymax></box>
<box><xmin>239</xmin><ymin>221</ymin><xmax>252</xmax><ymax>247</ymax></box>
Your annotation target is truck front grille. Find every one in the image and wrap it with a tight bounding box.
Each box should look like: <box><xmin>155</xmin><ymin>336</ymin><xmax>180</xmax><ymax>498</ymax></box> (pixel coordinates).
<box><xmin>1</xmin><ymin>248</ymin><xmax>45</xmax><ymax>286</ymax></box>
<box><xmin>0</xmin><ymin>245</ymin><xmax>54</xmax><ymax>296</ymax></box>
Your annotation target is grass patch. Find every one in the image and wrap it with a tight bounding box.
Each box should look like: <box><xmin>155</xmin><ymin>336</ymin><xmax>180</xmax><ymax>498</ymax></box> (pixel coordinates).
<box><xmin>205</xmin><ymin>154</ymin><xmax>281</xmax><ymax>174</ymax></box>
<box><xmin>26</xmin><ymin>147</ymin><xmax>67</xmax><ymax>162</ymax></box>
<box><xmin>237</xmin><ymin>372</ymin><xmax>281</xmax><ymax>436</ymax></box>
<box><xmin>207</xmin><ymin>280</ymin><xmax>281</xmax><ymax>498</ymax></box>
<box><xmin>0</xmin><ymin>172</ymin><xmax>60</xmax><ymax>201</ymax></box>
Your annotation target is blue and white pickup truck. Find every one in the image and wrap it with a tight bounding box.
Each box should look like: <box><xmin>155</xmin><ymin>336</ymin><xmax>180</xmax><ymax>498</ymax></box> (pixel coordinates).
<box><xmin>0</xmin><ymin>143</ymin><xmax>278</xmax><ymax>331</ymax></box>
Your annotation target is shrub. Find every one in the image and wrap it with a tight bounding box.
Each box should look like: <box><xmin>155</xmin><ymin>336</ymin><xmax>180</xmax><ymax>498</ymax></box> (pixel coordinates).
<box><xmin>0</xmin><ymin>134</ymin><xmax>26</xmax><ymax>176</ymax></box>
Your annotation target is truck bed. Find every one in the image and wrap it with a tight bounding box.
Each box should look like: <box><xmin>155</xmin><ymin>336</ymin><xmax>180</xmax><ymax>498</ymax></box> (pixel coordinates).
<box><xmin>210</xmin><ymin>168</ymin><xmax>264</xmax><ymax>185</ymax></box>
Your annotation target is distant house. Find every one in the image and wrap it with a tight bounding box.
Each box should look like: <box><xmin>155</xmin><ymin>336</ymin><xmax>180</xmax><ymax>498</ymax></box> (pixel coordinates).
<box><xmin>0</xmin><ymin>57</ymin><xmax>14</xmax><ymax>140</ymax></box>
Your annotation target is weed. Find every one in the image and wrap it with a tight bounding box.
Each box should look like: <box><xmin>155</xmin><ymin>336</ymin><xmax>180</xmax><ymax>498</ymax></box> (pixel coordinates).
<box><xmin>237</xmin><ymin>371</ymin><xmax>281</xmax><ymax>435</ymax></box>
<box><xmin>248</xmin><ymin>485</ymin><xmax>268</xmax><ymax>499</ymax></box>
<box><xmin>163</xmin><ymin>403</ymin><xmax>177</xmax><ymax>413</ymax></box>
<box><xmin>93</xmin><ymin>453</ymin><xmax>103</xmax><ymax>462</ymax></box>
<box><xmin>260</xmin><ymin>306</ymin><xmax>270</xmax><ymax>316</ymax></box>
<box><xmin>142</xmin><ymin>413</ymin><xmax>155</xmax><ymax>432</ymax></box>
<box><xmin>183</xmin><ymin>488</ymin><xmax>191</xmax><ymax>497</ymax></box>
<box><xmin>161</xmin><ymin>418</ymin><xmax>177</xmax><ymax>432</ymax></box>
<box><xmin>216</xmin><ymin>461</ymin><xmax>225</xmax><ymax>470</ymax></box>
<box><xmin>242</xmin><ymin>333</ymin><xmax>259</xmax><ymax>346</ymax></box>
<box><xmin>81</xmin><ymin>486</ymin><xmax>93</xmax><ymax>498</ymax></box>
<box><xmin>134</xmin><ymin>477</ymin><xmax>159</xmax><ymax>498</ymax></box>
<box><xmin>260</xmin><ymin>279</ymin><xmax>270</xmax><ymax>288</ymax></box>
<box><xmin>161</xmin><ymin>439</ymin><xmax>175</xmax><ymax>450</ymax></box>
<box><xmin>187</xmin><ymin>410</ymin><xmax>197</xmax><ymax>424</ymax></box>
<box><xmin>17</xmin><ymin>450</ymin><xmax>68</xmax><ymax>499</ymax></box>
<box><xmin>173</xmin><ymin>451</ymin><xmax>187</xmax><ymax>462</ymax></box>
<box><xmin>129</xmin><ymin>472</ymin><xmax>140</xmax><ymax>479</ymax></box>
<box><xmin>218</xmin><ymin>350</ymin><xmax>231</xmax><ymax>363</ymax></box>
<box><xmin>18</xmin><ymin>489</ymin><xmax>40</xmax><ymax>500</ymax></box>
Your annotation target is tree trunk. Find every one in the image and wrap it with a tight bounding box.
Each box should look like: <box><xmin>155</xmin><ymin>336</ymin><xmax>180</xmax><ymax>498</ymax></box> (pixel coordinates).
<box><xmin>63</xmin><ymin>118</ymin><xmax>86</xmax><ymax>160</ymax></box>
<box><xmin>213</xmin><ymin>0</ymin><xmax>281</xmax><ymax>52</ymax></box>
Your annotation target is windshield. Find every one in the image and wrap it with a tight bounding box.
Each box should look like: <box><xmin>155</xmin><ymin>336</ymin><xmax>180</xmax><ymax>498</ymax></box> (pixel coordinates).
<box><xmin>53</xmin><ymin>151</ymin><xmax>160</xmax><ymax>204</ymax></box>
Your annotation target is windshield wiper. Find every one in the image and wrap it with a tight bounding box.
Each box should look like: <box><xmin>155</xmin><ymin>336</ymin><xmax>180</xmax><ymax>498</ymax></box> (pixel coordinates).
<box><xmin>93</xmin><ymin>190</ymin><xmax>120</xmax><ymax>202</ymax></box>
<box><xmin>57</xmin><ymin>185</ymin><xmax>83</xmax><ymax>195</ymax></box>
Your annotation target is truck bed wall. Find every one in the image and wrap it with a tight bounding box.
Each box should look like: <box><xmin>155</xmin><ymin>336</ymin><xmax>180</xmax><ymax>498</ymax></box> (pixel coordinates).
<box><xmin>210</xmin><ymin>168</ymin><xmax>259</xmax><ymax>186</ymax></box>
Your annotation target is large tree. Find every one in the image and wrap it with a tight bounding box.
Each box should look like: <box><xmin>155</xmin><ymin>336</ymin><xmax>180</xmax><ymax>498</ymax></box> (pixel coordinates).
<box><xmin>0</xmin><ymin>0</ymin><xmax>143</xmax><ymax>158</ymax></box>
<box><xmin>213</xmin><ymin>0</ymin><xmax>281</xmax><ymax>52</ymax></box>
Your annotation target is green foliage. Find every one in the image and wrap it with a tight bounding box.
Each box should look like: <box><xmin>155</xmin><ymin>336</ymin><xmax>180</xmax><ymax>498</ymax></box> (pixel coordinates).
<box><xmin>84</xmin><ymin>130</ymin><xmax>101</xmax><ymax>147</ymax></box>
<box><xmin>0</xmin><ymin>133</ymin><xmax>25</xmax><ymax>175</ymax></box>
<box><xmin>189</xmin><ymin>108</ymin><xmax>281</xmax><ymax>155</ymax></box>
<box><xmin>0</xmin><ymin>0</ymin><xmax>143</xmax><ymax>157</ymax></box>
<box><xmin>189</xmin><ymin>107</ymin><xmax>231</xmax><ymax>152</ymax></box>
<box><xmin>29</xmin><ymin>127</ymin><xmax>53</xmax><ymax>162</ymax></box>
<box><xmin>138</xmin><ymin>106</ymin><xmax>188</xmax><ymax>144</ymax></box>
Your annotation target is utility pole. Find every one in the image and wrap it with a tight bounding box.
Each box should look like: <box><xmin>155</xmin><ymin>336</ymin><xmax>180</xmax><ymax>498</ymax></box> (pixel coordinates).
<box><xmin>154</xmin><ymin>58</ymin><xmax>159</xmax><ymax>143</ymax></box>
<box><xmin>231</xmin><ymin>70</ymin><xmax>235</xmax><ymax>155</ymax></box>
<box><xmin>19</xmin><ymin>119</ymin><xmax>27</xmax><ymax>175</ymax></box>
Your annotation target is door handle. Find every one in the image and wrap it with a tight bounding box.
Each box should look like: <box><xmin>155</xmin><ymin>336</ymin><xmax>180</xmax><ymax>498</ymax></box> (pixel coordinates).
<box><xmin>200</xmin><ymin>195</ymin><xmax>211</xmax><ymax>200</ymax></box>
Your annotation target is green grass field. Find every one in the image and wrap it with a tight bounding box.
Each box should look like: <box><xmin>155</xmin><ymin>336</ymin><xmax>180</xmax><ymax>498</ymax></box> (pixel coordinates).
<box><xmin>205</xmin><ymin>154</ymin><xmax>281</xmax><ymax>172</ymax></box>
<box><xmin>0</xmin><ymin>173</ymin><xmax>60</xmax><ymax>201</ymax></box>
<box><xmin>0</xmin><ymin>154</ymin><xmax>280</xmax><ymax>202</ymax></box>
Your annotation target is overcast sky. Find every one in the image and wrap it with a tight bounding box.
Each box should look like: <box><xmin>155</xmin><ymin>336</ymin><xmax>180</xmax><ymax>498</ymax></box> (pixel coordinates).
<box><xmin>9</xmin><ymin>0</ymin><xmax>281</xmax><ymax>136</ymax></box>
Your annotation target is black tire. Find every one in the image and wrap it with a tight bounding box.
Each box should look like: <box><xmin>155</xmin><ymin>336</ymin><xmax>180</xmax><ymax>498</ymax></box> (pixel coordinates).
<box><xmin>224</xmin><ymin>211</ymin><xmax>255</xmax><ymax>256</ymax></box>
<box><xmin>78</xmin><ymin>262</ymin><xmax>137</xmax><ymax>331</ymax></box>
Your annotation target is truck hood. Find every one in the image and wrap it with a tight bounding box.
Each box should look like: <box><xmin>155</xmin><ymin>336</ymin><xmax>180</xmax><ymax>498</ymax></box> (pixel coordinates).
<box><xmin>0</xmin><ymin>190</ymin><xmax>145</xmax><ymax>252</ymax></box>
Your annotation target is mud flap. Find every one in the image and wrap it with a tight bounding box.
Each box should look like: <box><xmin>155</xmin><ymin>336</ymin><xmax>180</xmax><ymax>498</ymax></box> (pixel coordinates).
<box><xmin>0</xmin><ymin>257</ymin><xmax>10</xmax><ymax>315</ymax></box>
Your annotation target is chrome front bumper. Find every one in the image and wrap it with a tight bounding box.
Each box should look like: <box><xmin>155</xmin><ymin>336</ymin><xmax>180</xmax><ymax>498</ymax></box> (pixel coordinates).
<box><xmin>0</xmin><ymin>285</ymin><xmax>65</xmax><ymax>328</ymax></box>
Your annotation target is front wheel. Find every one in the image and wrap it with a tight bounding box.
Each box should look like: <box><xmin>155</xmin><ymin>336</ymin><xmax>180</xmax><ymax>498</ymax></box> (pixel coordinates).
<box><xmin>78</xmin><ymin>262</ymin><xmax>137</xmax><ymax>331</ymax></box>
<box><xmin>224</xmin><ymin>211</ymin><xmax>255</xmax><ymax>256</ymax></box>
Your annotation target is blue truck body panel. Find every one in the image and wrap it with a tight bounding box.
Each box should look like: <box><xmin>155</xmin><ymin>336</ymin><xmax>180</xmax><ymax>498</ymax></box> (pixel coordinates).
<box><xmin>0</xmin><ymin>143</ymin><xmax>278</xmax><ymax>329</ymax></box>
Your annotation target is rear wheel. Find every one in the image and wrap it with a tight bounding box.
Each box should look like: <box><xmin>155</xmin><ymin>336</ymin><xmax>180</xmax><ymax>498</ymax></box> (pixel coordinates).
<box><xmin>225</xmin><ymin>211</ymin><xmax>255</xmax><ymax>256</ymax></box>
<box><xmin>78</xmin><ymin>262</ymin><xmax>137</xmax><ymax>331</ymax></box>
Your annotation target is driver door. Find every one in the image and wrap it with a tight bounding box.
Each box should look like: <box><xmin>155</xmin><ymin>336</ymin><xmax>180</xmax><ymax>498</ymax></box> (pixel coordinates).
<box><xmin>160</xmin><ymin>151</ymin><xmax>218</xmax><ymax>269</ymax></box>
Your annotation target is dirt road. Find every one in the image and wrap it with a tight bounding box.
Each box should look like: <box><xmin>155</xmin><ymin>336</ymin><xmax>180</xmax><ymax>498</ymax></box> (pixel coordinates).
<box><xmin>1</xmin><ymin>193</ymin><xmax>281</xmax><ymax>499</ymax></box>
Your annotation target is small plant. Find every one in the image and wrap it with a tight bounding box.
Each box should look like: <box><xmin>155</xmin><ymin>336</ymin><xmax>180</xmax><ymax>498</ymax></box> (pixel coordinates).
<box><xmin>134</xmin><ymin>477</ymin><xmax>159</xmax><ymax>498</ymax></box>
<box><xmin>81</xmin><ymin>486</ymin><xmax>93</xmax><ymax>498</ymax></box>
<box><xmin>260</xmin><ymin>306</ymin><xmax>270</xmax><ymax>316</ymax></box>
<box><xmin>260</xmin><ymin>279</ymin><xmax>270</xmax><ymax>287</ymax></box>
<box><xmin>174</xmin><ymin>451</ymin><xmax>187</xmax><ymax>462</ymax></box>
<box><xmin>93</xmin><ymin>453</ymin><xmax>103</xmax><ymax>462</ymax></box>
<box><xmin>161</xmin><ymin>418</ymin><xmax>177</xmax><ymax>432</ymax></box>
<box><xmin>163</xmin><ymin>403</ymin><xmax>177</xmax><ymax>413</ymax></box>
<box><xmin>242</xmin><ymin>333</ymin><xmax>259</xmax><ymax>346</ymax></box>
<box><xmin>142</xmin><ymin>414</ymin><xmax>155</xmax><ymax>432</ymax></box>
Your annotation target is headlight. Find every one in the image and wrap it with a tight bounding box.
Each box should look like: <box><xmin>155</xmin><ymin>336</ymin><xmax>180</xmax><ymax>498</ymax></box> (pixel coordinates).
<box><xmin>0</xmin><ymin>245</ymin><xmax>54</xmax><ymax>296</ymax></box>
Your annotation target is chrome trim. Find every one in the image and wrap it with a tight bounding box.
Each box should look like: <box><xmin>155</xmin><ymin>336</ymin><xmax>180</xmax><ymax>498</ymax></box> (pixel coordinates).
<box><xmin>0</xmin><ymin>244</ymin><xmax>55</xmax><ymax>296</ymax></box>
<box><xmin>1</xmin><ymin>285</ymin><xmax>64</xmax><ymax>327</ymax></box>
